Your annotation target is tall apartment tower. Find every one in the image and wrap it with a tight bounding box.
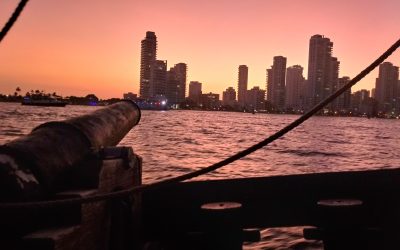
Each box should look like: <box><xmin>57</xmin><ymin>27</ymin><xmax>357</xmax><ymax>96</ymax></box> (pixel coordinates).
<box><xmin>371</xmin><ymin>88</ymin><xmax>376</xmax><ymax>99</ymax></box>
<box><xmin>149</xmin><ymin>60</ymin><xmax>167</xmax><ymax>98</ymax></box>
<box><xmin>351</xmin><ymin>89</ymin><xmax>372</xmax><ymax>115</ymax></box>
<box><xmin>166</xmin><ymin>63</ymin><xmax>187</xmax><ymax>104</ymax></box>
<box><xmin>306</xmin><ymin>34</ymin><xmax>336</xmax><ymax>108</ymax></box>
<box><xmin>237</xmin><ymin>65</ymin><xmax>248</xmax><ymax>106</ymax></box>
<box><xmin>375</xmin><ymin>62</ymin><xmax>399</xmax><ymax>112</ymax></box>
<box><xmin>266</xmin><ymin>68</ymin><xmax>272</xmax><ymax>101</ymax></box>
<box><xmin>266</xmin><ymin>56</ymin><xmax>287</xmax><ymax>110</ymax></box>
<box><xmin>140</xmin><ymin>31</ymin><xmax>157</xmax><ymax>99</ymax></box>
<box><xmin>246</xmin><ymin>86</ymin><xmax>266</xmax><ymax>110</ymax></box>
<box><xmin>222</xmin><ymin>87</ymin><xmax>237</xmax><ymax>107</ymax></box>
<box><xmin>336</xmin><ymin>76</ymin><xmax>351</xmax><ymax>111</ymax></box>
<box><xmin>329</xmin><ymin>57</ymin><xmax>340</xmax><ymax>110</ymax></box>
<box><xmin>166</xmin><ymin>68</ymin><xmax>179</xmax><ymax>104</ymax></box>
<box><xmin>174</xmin><ymin>63</ymin><xmax>187</xmax><ymax>103</ymax></box>
<box><xmin>285</xmin><ymin>65</ymin><xmax>305</xmax><ymax>110</ymax></box>
<box><xmin>188</xmin><ymin>81</ymin><xmax>202</xmax><ymax>103</ymax></box>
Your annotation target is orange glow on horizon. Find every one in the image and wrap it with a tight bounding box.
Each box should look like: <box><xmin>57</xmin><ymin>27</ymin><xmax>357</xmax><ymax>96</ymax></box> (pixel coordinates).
<box><xmin>0</xmin><ymin>0</ymin><xmax>399</xmax><ymax>99</ymax></box>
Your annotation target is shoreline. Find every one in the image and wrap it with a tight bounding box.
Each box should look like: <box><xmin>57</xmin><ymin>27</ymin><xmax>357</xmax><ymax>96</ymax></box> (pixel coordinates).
<box><xmin>1</xmin><ymin>100</ymin><xmax>398</xmax><ymax>119</ymax></box>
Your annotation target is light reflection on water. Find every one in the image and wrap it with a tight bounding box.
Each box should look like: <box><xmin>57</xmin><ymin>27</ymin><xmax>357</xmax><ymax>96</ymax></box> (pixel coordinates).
<box><xmin>1</xmin><ymin>102</ymin><xmax>400</xmax><ymax>249</ymax></box>
<box><xmin>119</xmin><ymin>109</ymin><xmax>400</xmax><ymax>183</ymax></box>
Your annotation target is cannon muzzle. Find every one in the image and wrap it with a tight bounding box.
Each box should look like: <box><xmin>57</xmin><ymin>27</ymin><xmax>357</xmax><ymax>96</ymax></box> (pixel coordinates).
<box><xmin>0</xmin><ymin>100</ymin><xmax>141</xmax><ymax>201</ymax></box>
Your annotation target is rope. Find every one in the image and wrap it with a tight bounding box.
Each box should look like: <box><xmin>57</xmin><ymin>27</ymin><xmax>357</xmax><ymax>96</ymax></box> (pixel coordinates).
<box><xmin>1</xmin><ymin>38</ymin><xmax>400</xmax><ymax>209</ymax></box>
<box><xmin>0</xmin><ymin>0</ymin><xmax>29</xmax><ymax>43</ymax></box>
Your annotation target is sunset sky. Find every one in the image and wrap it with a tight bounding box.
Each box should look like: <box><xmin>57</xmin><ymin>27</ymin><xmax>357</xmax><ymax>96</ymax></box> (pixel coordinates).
<box><xmin>0</xmin><ymin>0</ymin><xmax>399</xmax><ymax>99</ymax></box>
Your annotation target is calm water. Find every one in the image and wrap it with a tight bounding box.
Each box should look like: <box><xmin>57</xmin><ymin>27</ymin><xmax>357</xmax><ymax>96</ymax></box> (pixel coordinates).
<box><xmin>1</xmin><ymin>102</ymin><xmax>400</xmax><ymax>249</ymax></box>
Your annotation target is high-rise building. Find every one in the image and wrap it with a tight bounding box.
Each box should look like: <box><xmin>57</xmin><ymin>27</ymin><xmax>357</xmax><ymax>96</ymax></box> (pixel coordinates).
<box><xmin>285</xmin><ymin>65</ymin><xmax>305</xmax><ymax>111</ymax></box>
<box><xmin>329</xmin><ymin>57</ymin><xmax>340</xmax><ymax>110</ymax></box>
<box><xmin>222</xmin><ymin>87</ymin><xmax>236</xmax><ymax>107</ymax></box>
<box><xmin>266</xmin><ymin>68</ymin><xmax>272</xmax><ymax>101</ymax></box>
<box><xmin>375</xmin><ymin>62</ymin><xmax>399</xmax><ymax>113</ymax></box>
<box><xmin>166</xmin><ymin>63</ymin><xmax>187</xmax><ymax>104</ymax></box>
<box><xmin>140</xmin><ymin>31</ymin><xmax>157</xmax><ymax>99</ymax></box>
<box><xmin>266</xmin><ymin>56</ymin><xmax>287</xmax><ymax>111</ymax></box>
<box><xmin>174</xmin><ymin>63</ymin><xmax>187</xmax><ymax>103</ymax></box>
<box><xmin>237</xmin><ymin>65</ymin><xmax>248</xmax><ymax>106</ymax></box>
<box><xmin>351</xmin><ymin>89</ymin><xmax>373</xmax><ymax>115</ymax></box>
<box><xmin>200</xmin><ymin>92</ymin><xmax>220</xmax><ymax>109</ymax></box>
<box><xmin>371</xmin><ymin>88</ymin><xmax>376</xmax><ymax>99</ymax></box>
<box><xmin>188</xmin><ymin>81</ymin><xmax>202</xmax><ymax>103</ymax></box>
<box><xmin>246</xmin><ymin>86</ymin><xmax>266</xmax><ymax>110</ymax></box>
<box><xmin>335</xmin><ymin>76</ymin><xmax>351</xmax><ymax>112</ymax></box>
<box><xmin>166</xmin><ymin>68</ymin><xmax>179</xmax><ymax>104</ymax></box>
<box><xmin>306</xmin><ymin>35</ymin><xmax>339</xmax><ymax>108</ymax></box>
<box><xmin>149</xmin><ymin>60</ymin><xmax>167</xmax><ymax>98</ymax></box>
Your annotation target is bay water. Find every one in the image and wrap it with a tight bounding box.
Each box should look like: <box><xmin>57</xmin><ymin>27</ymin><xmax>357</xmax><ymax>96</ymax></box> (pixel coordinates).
<box><xmin>1</xmin><ymin>102</ymin><xmax>400</xmax><ymax>249</ymax></box>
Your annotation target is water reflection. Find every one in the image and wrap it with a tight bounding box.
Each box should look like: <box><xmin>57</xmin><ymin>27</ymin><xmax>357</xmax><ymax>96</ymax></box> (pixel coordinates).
<box><xmin>1</xmin><ymin>103</ymin><xmax>399</xmax><ymax>249</ymax></box>
<box><xmin>2</xmin><ymin>103</ymin><xmax>399</xmax><ymax>182</ymax></box>
<box><xmin>117</xmin><ymin>110</ymin><xmax>400</xmax><ymax>183</ymax></box>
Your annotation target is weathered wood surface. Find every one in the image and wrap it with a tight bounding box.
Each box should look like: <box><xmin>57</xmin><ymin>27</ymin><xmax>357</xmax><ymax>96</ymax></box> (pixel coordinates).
<box><xmin>1</xmin><ymin>148</ymin><xmax>142</xmax><ymax>250</ymax></box>
<box><xmin>142</xmin><ymin>168</ymin><xmax>400</xmax><ymax>242</ymax></box>
<box><xmin>22</xmin><ymin>190</ymin><xmax>107</xmax><ymax>250</ymax></box>
<box><xmin>0</xmin><ymin>100</ymin><xmax>140</xmax><ymax>201</ymax></box>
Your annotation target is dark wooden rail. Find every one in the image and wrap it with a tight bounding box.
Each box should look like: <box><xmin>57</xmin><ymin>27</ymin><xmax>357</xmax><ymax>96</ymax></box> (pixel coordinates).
<box><xmin>142</xmin><ymin>168</ymin><xmax>400</xmax><ymax>248</ymax></box>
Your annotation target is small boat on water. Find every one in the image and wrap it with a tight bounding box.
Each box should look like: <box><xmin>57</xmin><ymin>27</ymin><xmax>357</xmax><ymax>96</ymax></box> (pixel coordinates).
<box><xmin>21</xmin><ymin>97</ymin><xmax>68</xmax><ymax>107</ymax></box>
<box><xmin>135</xmin><ymin>96</ymin><xmax>169</xmax><ymax>111</ymax></box>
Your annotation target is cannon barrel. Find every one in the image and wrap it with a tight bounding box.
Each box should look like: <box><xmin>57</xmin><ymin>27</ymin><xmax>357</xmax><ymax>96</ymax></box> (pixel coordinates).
<box><xmin>0</xmin><ymin>100</ymin><xmax>141</xmax><ymax>201</ymax></box>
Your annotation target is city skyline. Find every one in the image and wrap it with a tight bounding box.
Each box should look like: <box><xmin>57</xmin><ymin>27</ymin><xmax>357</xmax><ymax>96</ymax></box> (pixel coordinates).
<box><xmin>135</xmin><ymin>31</ymin><xmax>398</xmax><ymax>115</ymax></box>
<box><xmin>0</xmin><ymin>0</ymin><xmax>399</xmax><ymax>98</ymax></box>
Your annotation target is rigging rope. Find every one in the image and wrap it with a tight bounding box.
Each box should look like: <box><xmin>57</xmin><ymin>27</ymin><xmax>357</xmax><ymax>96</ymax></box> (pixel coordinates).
<box><xmin>0</xmin><ymin>0</ymin><xmax>29</xmax><ymax>43</ymax></box>
<box><xmin>1</xmin><ymin>38</ymin><xmax>399</xmax><ymax>209</ymax></box>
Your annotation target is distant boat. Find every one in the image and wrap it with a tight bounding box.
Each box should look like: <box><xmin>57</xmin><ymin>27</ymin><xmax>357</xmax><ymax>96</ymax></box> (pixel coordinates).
<box><xmin>21</xmin><ymin>97</ymin><xmax>68</xmax><ymax>107</ymax></box>
<box><xmin>134</xmin><ymin>97</ymin><xmax>169</xmax><ymax>111</ymax></box>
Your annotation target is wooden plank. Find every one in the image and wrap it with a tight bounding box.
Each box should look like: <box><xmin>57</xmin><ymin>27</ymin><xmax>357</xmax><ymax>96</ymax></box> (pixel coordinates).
<box><xmin>16</xmin><ymin>151</ymin><xmax>142</xmax><ymax>250</ymax></box>
<box><xmin>23</xmin><ymin>226</ymin><xmax>81</xmax><ymax>250</ymax></box>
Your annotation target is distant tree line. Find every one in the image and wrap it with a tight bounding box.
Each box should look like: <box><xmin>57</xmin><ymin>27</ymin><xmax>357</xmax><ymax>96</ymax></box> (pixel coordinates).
<box><xmin>0</xmin><ymin>87</ymin><xmax>122</xmax><ymax>106</ymax></box>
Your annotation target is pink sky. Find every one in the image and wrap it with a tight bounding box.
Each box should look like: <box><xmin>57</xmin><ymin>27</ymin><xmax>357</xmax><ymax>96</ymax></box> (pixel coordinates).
<box><xmin>0</xmin><ymin>0</ymin><xmax>399</xmax><ymax>99</ymax></box>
